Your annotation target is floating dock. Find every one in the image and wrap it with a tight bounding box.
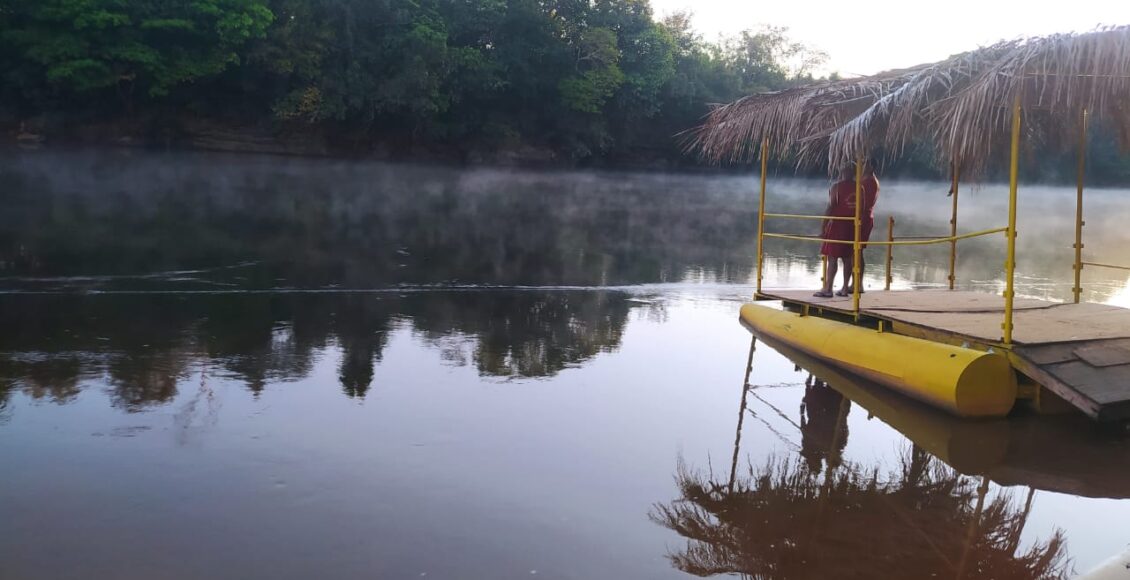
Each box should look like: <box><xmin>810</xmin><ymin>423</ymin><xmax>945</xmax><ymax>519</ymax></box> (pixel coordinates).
<box><xmin>748</xmin><ymin>289</ymin><xmax>1130</xmax><ymax>422</ymax></box>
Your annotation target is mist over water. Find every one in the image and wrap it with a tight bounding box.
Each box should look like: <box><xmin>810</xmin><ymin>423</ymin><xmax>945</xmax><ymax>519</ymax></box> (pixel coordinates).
<box><xmin>3</xmin><ymin>150</ymin><xmax>1130</xmax><ymax>579</ymax></box>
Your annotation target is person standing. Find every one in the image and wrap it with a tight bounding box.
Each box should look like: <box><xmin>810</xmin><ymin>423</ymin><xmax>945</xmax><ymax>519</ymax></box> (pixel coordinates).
<box><xmin>814</xmin><ymin>162</ymin><xmax>879</xmax><ymax>297</ymax></box>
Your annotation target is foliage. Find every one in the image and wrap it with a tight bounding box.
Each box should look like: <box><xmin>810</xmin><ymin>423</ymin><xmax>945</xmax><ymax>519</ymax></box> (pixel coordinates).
<box><xmin>2</xmin><ymin>0</ymin><xmax>273</xmax><ymax>105</ymax></box>
<box><xmin>0</xmin><ymin>0</ymin><xmax>830</xmax><ymax>163</ymax></box>
<box><xmin>2</xmin><ymin>0</ymin><xmax>1127</xmax><ymax>175</ymax></box>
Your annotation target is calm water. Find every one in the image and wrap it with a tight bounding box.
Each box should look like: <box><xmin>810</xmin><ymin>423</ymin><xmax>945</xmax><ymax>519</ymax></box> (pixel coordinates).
<box><xmin>3</xmin><ymin>150</ymin><xmax>1130</xmax><ymax>579</ymax></box>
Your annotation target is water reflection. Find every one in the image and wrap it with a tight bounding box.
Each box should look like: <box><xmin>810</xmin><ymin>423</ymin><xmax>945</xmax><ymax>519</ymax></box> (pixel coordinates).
<box><xmin>4</xmin><ymin>151</ymin><xmax>1130</xmax><ymax>578</ymax></box>
<box><xmin>0</xmin><ymin>292</ymin><xmax>638</xmax><ymax>410</ymax></box>
<box><xmin>769</xmin><ymin>337</ymin><xmax>1130</xmax><ymax>499</ymax></box>
<box><xmin>652</xmin><ymin>337</ymin><xmax>1085</xmax><ymax>579</ymax></box>
<box><xmin>653</xmin><ymin>453</ymin><xmax>1068</xmax><ymax>579</ymax></box>
<box><xmin>798</xmin><ymin>375</ymin><xmax>848</xmax><ymax>475</ymax></box>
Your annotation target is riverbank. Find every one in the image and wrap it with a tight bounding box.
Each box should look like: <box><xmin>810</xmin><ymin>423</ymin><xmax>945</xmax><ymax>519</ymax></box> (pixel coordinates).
<box><xmin>2</xmin><ymin>114</ymin><xmax>697</xmax><ymax>172</ymax></box>
<box><xmin>7</xmin><ymin>114</ymin><xmax>1129</xmax><ymax>184</ymax></box>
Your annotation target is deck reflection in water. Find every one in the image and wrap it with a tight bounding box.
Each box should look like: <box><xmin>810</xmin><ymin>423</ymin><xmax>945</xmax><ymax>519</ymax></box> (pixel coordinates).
<box><xmin>651</xmin><ymin>334</ymin><xmax>1130</xmax><ymax>579</ymax></box>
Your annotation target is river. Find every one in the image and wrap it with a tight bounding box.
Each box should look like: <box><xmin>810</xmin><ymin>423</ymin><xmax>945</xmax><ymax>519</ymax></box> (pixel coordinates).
<box><xmin>2</xmin><ymin>150</ymin><xmax>1130</xmax><ymax>579</ymax></box>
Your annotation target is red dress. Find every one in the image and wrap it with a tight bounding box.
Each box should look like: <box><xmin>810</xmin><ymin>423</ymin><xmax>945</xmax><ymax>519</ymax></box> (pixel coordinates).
<box><xmin>820</xmin><ymin>176</ymin><xmax>879</xmax><ymax>258</ymax></box>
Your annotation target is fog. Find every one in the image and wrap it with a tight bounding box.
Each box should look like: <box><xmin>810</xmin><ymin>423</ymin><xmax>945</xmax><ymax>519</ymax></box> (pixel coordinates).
<box><xmin>2</xmin><ymin>148</ymin><xmax>1129</xmax><ymax>303</ymax></box>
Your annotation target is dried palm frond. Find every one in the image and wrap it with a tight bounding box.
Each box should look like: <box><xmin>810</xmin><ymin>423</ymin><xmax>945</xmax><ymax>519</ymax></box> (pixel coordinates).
<box><xmin>691</xmin><ymin>26</ymin><xmax>1130</xmax><ymax>182</ymax></box>
<box><xmin>826</xmin><ymin>40</ymin><xmax>1020</xmax><ymax>172</ymax></box>
<box><xmin>931</xmin><ymin>25</ymin><xmax>1130</xmax><ymax>178</ymax></box>
<box><xmin>830</xmin><ymin>26</ymin><xmax>1130</xmax><ymax>177</ymax></box>
<box><xmin>684</xmin><ymin>66</ymin><xmax>924</xmax><ymax>168</ymax></box>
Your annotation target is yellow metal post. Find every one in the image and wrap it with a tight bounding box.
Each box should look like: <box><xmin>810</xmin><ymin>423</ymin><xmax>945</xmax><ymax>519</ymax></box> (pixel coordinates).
<box><xmin>1073</xmin><ymin>109</ymin><xmax>1088</xmax><ymax>304</ymax></box>
<box><xmin>949</xmin><ymin>160</ymin><xmax>960</xmax><ymax>290</ymax></box>
<box><xmin>1003</xmin><ymin>96</ymin><xmax>1022</xmax><ymax>344</ymax></box>
<box><xmin>756</xmin><ymin>137</ymin><xmax>768</xmax><ymax>296</ymax></box>
<box><xmin>852</xmin><ymin>158</ymin><xmax>863</xmax><ymax>316</ymax></box>
<box><xmin>885</xmin><ymin>216</ymin><xmax>894</xmax><ymax>290</ymax></box>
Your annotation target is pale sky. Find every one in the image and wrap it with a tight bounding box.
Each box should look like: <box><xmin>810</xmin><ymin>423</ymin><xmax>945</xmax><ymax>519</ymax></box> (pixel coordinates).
<box><xmin>650</xmin><ymin>0</ymin><xmax>1130</xmax><ymax>76</ymax></box>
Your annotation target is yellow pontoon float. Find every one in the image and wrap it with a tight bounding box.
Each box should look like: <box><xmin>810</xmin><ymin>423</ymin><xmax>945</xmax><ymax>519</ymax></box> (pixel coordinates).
<box><xmin>693</xmin><ymin>27</ymin><xmax>1130</xmax><ymax>421</ymax></box>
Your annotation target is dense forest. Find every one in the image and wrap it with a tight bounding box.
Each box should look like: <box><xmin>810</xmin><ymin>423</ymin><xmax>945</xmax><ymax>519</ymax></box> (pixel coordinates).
<box><xmin>1</xmin><ymin>0</ymin><xmax>1128</xmax><ymax>180</ymax></box>
<box><xmin>0</xmin><ymin>0</ymin><xmax>829</xmax><ymax>165</ymax></box>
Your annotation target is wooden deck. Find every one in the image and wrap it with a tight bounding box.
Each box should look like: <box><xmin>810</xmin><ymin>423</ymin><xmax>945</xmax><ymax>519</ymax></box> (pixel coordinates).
<box><xmin>758</xmin><ymin>289</ymin><xmax>1130</xmax><ymax>421</ymax></box>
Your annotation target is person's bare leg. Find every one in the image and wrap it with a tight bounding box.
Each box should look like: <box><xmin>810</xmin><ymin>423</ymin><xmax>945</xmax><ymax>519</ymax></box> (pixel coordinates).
<box><xmin>839</xmin><ymin>256</ymin><xmax>853</xmax><ymax>295</ymax></box>
<box><xmin>844</xmin><ymin>254</ymin><xmax>868</xmax><ymax>294</ymax></box>
<box><xmin>816</xmin><ymin>256</ymin><xmax>837</xmax><ymax>297</ymax></box>
<box><xmin>846</xmin><ymin>254</ymin><xmax>866</xmax><ymax>293</ymax></box>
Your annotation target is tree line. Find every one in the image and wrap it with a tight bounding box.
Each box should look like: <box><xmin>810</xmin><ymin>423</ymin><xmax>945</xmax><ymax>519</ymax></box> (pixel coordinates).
<box><xmin>0</xmin><ymin>0</ymin><xmax>827</xmax><ymax>164</ymax></box>
<box><xmin>3</xmin><ymin>0</ymin><xmax>1128</xmax><ymax>181</ymax></box>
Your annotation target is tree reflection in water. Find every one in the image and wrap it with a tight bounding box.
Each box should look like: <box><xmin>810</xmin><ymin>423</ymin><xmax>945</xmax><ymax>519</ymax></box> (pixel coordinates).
<box><xmin>651</xmin><ymin>338</ymin><xmax>1071</xmax><ymax>580</ymax></box>
<box><xmin>0</xmin><ymin>291</ymin><xmax>638</xmax><ymax>409</ymax></box>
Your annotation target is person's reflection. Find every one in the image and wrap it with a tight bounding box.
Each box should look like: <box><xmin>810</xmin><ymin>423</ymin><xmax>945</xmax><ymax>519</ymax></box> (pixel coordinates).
<box><xmin>799</xmin><ymin>374</ymin><xmax>849</xmax><ymax>474</ymax></box>
<box><xmin>339</xmin><ymin>342</ymin><xmax>376</xmax><ymax>399</ymax></box>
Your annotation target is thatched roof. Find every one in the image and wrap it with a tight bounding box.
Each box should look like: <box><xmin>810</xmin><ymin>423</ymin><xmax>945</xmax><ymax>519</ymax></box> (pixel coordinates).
<box><xmin>689</xmin><ymin>26</ymin><xmax>1130</xmax><ymax>178</ymax></box>
<box><xmin>687</xmin><ymin>66</ymin><xmax>924</xmax><ymax>166</ymax></box>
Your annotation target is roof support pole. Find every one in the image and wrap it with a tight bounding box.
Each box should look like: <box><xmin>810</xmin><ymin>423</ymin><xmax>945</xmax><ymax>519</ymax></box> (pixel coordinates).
<box><xmin>1073</xmin><ymin>108</ymin><xmax>1088</xmax><ymax>304</ymax></box>
<box><xmin>948</xmin><ymin>160</ymin><xmax>960</xmax><ymax>290</ymax></box>
<box><xmin>852</xmin><ymin>158</ymin><xmax>863</xmax><ymax>317</ymax></box>
<box><xmin>756</xmin><ymin>137</ymin><xmax>769</xmax><ymax>297</ymax></box>
<box><xmin>1003</xmin><ymin>96</ymin><xmax>1022</xmax><ymax>345</ymax></box>
<box><xmin>884</xmin><ymin>216</ymin><xmax>894</xmax><ymax>291</ymax></box>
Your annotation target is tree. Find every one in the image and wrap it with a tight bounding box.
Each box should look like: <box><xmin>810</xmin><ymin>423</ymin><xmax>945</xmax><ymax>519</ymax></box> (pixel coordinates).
<box><xmin>724</xmin><ymin>25</ymin><xmax>827</xmax><ymax>93</ymax></box>
<box><xmin>0</xmin><ymin>0</ymin><xmax>854</xmax><ymax>167</ymax></box>
<box><xmin>559</xmin><ymin>27</ymin><xmax>624</xmax><ymax>114</ymax></box>
<box><xmin>2</xmin><ymin>0</ymin><xmax>273</xmax><ymax>111</ymax></box>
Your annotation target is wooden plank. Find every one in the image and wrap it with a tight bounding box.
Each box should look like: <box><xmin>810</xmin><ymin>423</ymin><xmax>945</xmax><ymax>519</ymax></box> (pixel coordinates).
<box><xmin>765</xmin><ymin>289</ymin><xmax>1051</xmax><ymax>313</ymax></box>
<box><xmin>1014</xmin><ymin>344</ymin><xmax>1080</xmax><ymax>366</ymax></box>
<box><xmin>1007</xmin><ymin>353</ymin><xmax>1102</xmax><ymax>419</ymax></box>
<box><xmin>1041</xmin><ymin>360</ymin><xmax>1130</xmax><ymax>405</ymax></box>
<box><xmin>763</xmin><ymin>289</ymin><xmax>1130</xmax><ymax>345</ymax></box>
<box><xmin>878</xmin><ymin>311</ymin><xmax>1004</xmax><ymax>342</ymax></box>
<box><xmin>883</xmin><ymin>304</ymin><xmax>1130</xmax><ymax>344</ymax></box>
<box><xmin>1075</xmin><ymin>341</ymin><xmax>1130</xmax><ymax>367</ymax></box>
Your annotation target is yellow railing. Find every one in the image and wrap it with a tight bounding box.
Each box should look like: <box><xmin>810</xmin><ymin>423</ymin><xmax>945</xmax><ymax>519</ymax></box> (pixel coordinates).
<box><xmin>761</xmin><ymin>227</ymin><xmax>1007</xmax><ymax>247</ymax></box>
<box><xmin>754</xmin><ymin>99</ymin><xmax>1025</xmax><ymax>343</ymax></box>
<box><xmin>755</xmin><ymin>212</ymin><xmax>1008</xmax><ymax>333</ymax></box>
<box><xmin>763</xmin><ymin>213</ymin><xmax>855</xmax><ymax>221</ymax></box>
<box><xmin>752</xmin><ymin>100</ymin><xmax>1102</xmax><ymax>346</ymax></box>
<box><xmin>754</xmin><ymin>164</ymin><xmax>1012</xmax><ymax>340</ymax></box>
<box><xmin>1081</xmin><ymin>261</ymin><xmax>1130</xmax><ymax>272</ymax></box>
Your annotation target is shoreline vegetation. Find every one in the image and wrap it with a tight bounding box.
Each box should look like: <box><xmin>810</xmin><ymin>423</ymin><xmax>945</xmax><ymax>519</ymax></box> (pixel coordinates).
<box><xmin>2</xmin><ymin>0</ymin><xmax>828</xmax><ymax>170</ymax></box>
<box><xmin>2</xmin><ymin>0</ymin><xmax>1129</xmax><ymax>182</ymax></box>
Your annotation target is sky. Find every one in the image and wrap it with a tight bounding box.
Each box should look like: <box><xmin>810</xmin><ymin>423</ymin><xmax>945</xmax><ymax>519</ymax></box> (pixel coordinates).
<box><xmin>649</xmin><ymin>0</ymin><xmax>1130</xmax><ymax>76</ymax></box>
